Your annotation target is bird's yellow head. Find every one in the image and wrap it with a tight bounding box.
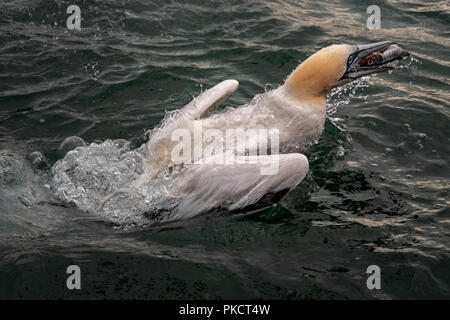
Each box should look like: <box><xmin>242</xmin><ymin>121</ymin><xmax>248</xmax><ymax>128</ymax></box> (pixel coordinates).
<box><xmin>285</xmin><ymin>41</ymin><xmax>409</xmax><ymax>105</ymax></box>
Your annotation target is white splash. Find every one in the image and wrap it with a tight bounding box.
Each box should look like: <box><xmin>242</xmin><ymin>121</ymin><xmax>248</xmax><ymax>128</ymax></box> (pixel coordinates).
<box><xmin>51</xmin><ymin>139</ymin><xmax>182</xmax><ymax>227</ymax></box>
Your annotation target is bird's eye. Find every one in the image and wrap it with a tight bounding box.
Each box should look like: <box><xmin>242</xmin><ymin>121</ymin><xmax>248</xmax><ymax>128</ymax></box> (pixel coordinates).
<box><xmin>358</xmin><ymin>52</ymin><xmax>383</xmax><ymax>67</ymax></box>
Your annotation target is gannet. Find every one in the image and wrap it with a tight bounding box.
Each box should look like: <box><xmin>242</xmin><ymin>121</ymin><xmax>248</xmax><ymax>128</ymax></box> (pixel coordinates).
<box><xmin>146</xmin><ymin>41</ymin><xmax>409</xmax><ymax>220</ymax></box>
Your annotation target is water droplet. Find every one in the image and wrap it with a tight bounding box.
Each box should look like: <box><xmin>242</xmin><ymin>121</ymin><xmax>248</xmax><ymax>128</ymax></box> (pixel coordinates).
<box><xmin>336</xmin><ymin>146</ymin><xmax>345</xmax><ymax>157</ymax></box>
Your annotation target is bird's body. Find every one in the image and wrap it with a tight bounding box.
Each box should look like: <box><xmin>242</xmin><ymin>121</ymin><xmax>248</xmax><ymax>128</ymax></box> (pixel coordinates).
<box><xmin>143</xmin><ymin>41</ymin><xmax>409</xmax><ymax>220</ymax></box>
<box><xmin>199</xmin><ymin>85</ymin><xmax>326</xmax><ymax>153</ymax></box>
<box><xmin>147</xmin><ymin>83</ymin><xmax>325</xmax><ymax>174</ymax></box>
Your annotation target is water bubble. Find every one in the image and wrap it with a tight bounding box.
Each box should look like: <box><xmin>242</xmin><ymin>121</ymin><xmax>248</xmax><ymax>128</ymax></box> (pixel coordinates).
<box><xmin>58</xmin><ymin>136</ymin><xmax>86</xmax><ymax>158</ymax></box>
<box><xmin>27</xmin><ymin>151</ymin><xmax>47</xmax><ymax>170</ymax></box>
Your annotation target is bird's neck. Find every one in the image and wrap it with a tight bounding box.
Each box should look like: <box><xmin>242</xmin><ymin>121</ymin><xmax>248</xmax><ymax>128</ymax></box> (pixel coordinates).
<box><xmin>283</xmin><ymin>45</ymin><xmax>352</xmax><ymax>108</ymax></box>
<box><xmin>284</xmin><ymin>64</ymin><xmax>328</xmax><ymax>107</ymax></box>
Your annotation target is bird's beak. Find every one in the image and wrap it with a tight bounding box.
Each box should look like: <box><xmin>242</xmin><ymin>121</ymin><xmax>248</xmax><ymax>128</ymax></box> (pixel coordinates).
<box><xmin>340</xmin><ymin>41</ymin><xmax>410</xmax><ymax>82</ymax></box>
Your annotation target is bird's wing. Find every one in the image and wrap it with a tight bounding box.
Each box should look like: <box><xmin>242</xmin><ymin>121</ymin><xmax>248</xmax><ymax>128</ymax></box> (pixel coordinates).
<box><xmin>146</xmin><ymin>80</ymin><xmax>239</xmax><ymax>173</ymax></box>
<box><xmin>170</xmin><ymin>153</ymin><xmax>309</xmax><ymax>218</ymax></box>
<box><xmin>182</xmin><ymin>79</ymin><xmax>239</xmax><ymax>119</ymax></box>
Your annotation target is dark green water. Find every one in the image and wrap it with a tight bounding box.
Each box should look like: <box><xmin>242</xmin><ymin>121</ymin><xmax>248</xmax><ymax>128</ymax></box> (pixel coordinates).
<box><xmin>0</xmin><ymin>0</ymin><xmax>449</xmax><ymax>299</ymax></box>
